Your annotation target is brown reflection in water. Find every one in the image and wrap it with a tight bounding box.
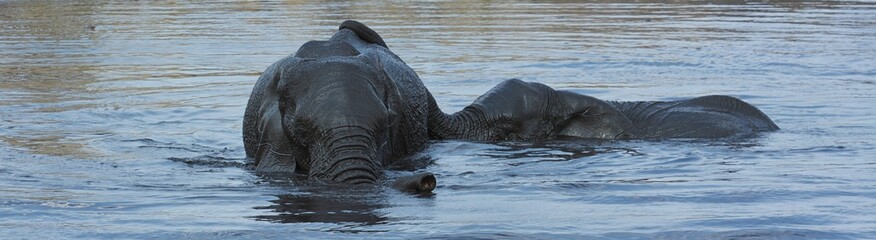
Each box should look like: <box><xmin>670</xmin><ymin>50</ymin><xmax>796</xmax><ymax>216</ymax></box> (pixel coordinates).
<box><xmin>0</xmin><ymin>1</ymin><xmax>101</xmax><ymax>87</ymax></box>
<box><xmin>0</xmin><ymin>1</ymin><xmax>103</xmax><ymax>158</ymax></box>
<box><xmin>0</xmin><ymin>1</ymin><xmax>100</xmax><ymax>41</ymax></box>
<box><xmin>0</xmin><ymin>137</ymin><xmax>91</xmax><ymax>160</ymax></box>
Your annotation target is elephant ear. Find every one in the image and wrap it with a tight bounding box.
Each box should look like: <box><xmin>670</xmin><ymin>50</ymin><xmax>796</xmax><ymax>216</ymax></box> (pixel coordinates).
<box><xmin>339</xmin><ymin>20</ymin><xmax>388</xmax><ymax>49</ymax></box>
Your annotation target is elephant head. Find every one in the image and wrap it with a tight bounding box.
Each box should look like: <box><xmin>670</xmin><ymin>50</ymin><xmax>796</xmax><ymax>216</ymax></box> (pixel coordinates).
<box><xmin>244</xmin><ymin>21</ymin><xmax>435</xmax><ymax>192</ymax></box>
<box><xmin>278</xmin><ymin>58</ymin><xmax>395</xmax><ymax>184</ymax></box>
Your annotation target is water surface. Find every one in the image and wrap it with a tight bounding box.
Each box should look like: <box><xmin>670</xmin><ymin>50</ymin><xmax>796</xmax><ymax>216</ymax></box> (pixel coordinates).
<box><xmin>1</xmin><ymin>0</ymin><xmax>875</xmax><ymax>239</ymax></box>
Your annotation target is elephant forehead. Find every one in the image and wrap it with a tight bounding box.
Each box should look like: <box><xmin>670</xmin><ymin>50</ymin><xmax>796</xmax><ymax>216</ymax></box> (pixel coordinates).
<box><xmin>278</xmin><ymin>57</ymin><xmax>389</xmax><ymax>105</ymax></box>
<box><xmin>291</xmin><ymin>57</ymin><xmax>382</xmax><ymax>84</ymax></box>
<box><xmin>294</xmin><ymin>40</ymin><xmax>360</xmax><ymax>59</ymax></box>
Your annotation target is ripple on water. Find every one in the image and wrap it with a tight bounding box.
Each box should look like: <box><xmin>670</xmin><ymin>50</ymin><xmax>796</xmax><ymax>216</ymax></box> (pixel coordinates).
<box><xmin>1</xmin><ymin>0</ymin><xmax>876</xmax><ymax>238</ymax></box>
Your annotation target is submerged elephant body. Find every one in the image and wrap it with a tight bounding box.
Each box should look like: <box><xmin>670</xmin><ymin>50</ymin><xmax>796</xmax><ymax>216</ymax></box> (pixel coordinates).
<box><xmin>243</xmin><ymin>20</ymin><xmax>778</xmax><ymax>186</ymax></box>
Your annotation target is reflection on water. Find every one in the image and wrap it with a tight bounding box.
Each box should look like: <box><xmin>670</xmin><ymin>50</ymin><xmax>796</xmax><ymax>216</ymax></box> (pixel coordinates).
<box><xmin>251</xmin><ymin>185</ymin><xmax>389</xmax><ymax>227</ymax></box>
<box><xmin>254</xmin><ymin>193</ymin><xmax>387</xmax><ymax>226</ymax></box>
<box><xmin>2</xmin><ymin>0</ymin><xmax>875</xmax><ymax>238</ymax></box>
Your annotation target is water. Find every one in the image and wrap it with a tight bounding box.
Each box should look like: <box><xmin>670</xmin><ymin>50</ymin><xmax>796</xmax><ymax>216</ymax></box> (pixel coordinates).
<box><xmin>1</xmin><ymin>0</ymin><xmax>875</xmax><ymax>239</ymax></box>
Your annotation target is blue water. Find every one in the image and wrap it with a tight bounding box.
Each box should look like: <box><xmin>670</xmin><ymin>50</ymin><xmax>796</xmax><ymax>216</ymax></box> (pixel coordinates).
<box><xmin>1</xmin><ymin>1</ymin><xmax>875</xmax><ymax>239</ymax></box>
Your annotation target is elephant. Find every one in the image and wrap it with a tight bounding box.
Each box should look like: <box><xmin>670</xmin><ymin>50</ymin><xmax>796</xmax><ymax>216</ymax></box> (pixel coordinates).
<box><xmin>243</xmin><ymin>20</ymin><xmax>778</xmax><ymax>192</ymax></box>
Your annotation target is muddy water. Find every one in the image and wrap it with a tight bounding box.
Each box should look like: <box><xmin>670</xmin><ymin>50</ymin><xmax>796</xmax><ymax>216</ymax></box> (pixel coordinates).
<box><xmin>1</xmin><ymin>0</ymin><xmax>875</xmax><ymax>239</ymax></box>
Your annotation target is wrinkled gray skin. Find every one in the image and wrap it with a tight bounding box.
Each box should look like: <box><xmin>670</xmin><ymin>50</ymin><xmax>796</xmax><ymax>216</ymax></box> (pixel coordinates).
<box><xmin>243</xmin><ymin>20</ymin><xmax>779</xmax><ymax>187</ymax></box>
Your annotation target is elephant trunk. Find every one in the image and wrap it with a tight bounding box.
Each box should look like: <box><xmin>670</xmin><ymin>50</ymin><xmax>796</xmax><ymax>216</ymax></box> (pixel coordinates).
<box><xmin>392</xmin><ymin>172</ymin><xmax>436</xmax><ymax>193</ymax></box>
<box><xmin>426</xmin><ymin>93</ymin><xmax>481</xmax><ymax>140</ymax></box>
<box><xmin>309</xmin><ymin>126</ymin><xmax>380</xmax><ymax>184</ymax></box>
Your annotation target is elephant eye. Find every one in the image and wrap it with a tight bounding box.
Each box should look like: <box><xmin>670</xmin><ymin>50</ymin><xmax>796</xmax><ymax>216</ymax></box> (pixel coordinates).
<box><xmin>278</xmin><ymin>94</ymin><xmax>297</xmax><ymax>115</ymax></box>
<box><xmin>378</xmin><ymin>70</ymin><xmax>397</xmax><ymax>112</ymax></box>
<box><xmin>287</xmin><ymin>117</ymin><xmax>317</xmax><ymax>145</ymax></box>
<box><xmin>387</xmin><ymin>109</ymin><xmax>397</xmax><ymax>122</ymax></box>
<box><xmin>377</xmin><ymin>121</ymin><xmax>393</xmax><ymax>151</ymax></box>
